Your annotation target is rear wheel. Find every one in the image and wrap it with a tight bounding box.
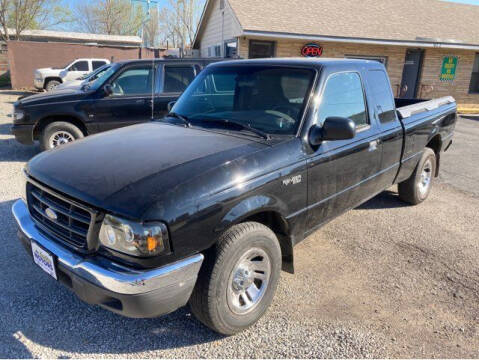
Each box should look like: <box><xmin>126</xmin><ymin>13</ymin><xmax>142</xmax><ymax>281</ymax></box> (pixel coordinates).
<box><xmin>398</xmin><ymin>148</ymin><xmax>436</xmax><ymax>205</ymax></box>
<box><xmin>189</xmin><ymin>222</ymin><xmax>282</xmax><ymax>335</ymax></box>
<box><xmin>40</xmin><ymin>121</ymin><xmax>84</xmax><ymax>151</ymax></box>
<box><xmin>45</xmin><ymin>80</ymin><xmax>61</xmax><ymax>91</ymax></box>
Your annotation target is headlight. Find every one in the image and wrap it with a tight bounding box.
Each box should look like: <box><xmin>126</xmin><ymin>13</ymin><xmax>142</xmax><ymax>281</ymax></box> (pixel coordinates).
<box><xmin>13</xmin><ymin>110</ymin><xmax>24</xmax><ymax>121</ymax></box>
<box><xmin>99</xmin><ymin>214</ymin><xmax>170</xmax><ymax>257</ymax></box>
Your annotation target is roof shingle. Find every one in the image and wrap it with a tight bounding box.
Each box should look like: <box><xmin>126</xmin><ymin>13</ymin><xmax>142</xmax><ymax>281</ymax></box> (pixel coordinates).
<box><xmin>226</xmin><ymin>0</ymin><xmax>479</xmax><ymax>45</ymax></box>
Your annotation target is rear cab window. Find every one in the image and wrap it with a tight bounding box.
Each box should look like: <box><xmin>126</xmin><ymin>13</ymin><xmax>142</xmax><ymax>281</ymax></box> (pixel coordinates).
<box><xmin>366</xmin><ymin>70</ymin><xmax>397</xmax><ymax>123</ymax></box>
<box><xmin>93</xmin><ymin>61</ymin><xmax>107</xmax><ymax>70</ymax></box>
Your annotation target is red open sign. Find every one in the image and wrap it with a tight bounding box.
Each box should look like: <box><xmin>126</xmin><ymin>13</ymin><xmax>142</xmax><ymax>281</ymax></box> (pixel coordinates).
<box><xmin>301</xmin><ymin>43</ymin><xmax>323</xmax><ymax>57</ymax></box>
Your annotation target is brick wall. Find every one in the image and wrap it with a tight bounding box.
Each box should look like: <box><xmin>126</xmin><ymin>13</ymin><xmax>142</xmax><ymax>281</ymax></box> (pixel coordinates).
<box><xmin>238</xmin><ymin>37</ymin><xmax>479</xmax><ymax>107</ymax></box>
<box><xmin>7</xmin><ymin>40</ymin><xmax>157</xmax><ymax>89</ymax></box>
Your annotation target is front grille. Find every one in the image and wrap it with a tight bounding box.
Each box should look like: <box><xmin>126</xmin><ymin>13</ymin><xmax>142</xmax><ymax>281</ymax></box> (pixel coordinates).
<box><xmin>27</xmin><ymin>182</ymin><xmax>97</xmax><ymax>250</ymax></box>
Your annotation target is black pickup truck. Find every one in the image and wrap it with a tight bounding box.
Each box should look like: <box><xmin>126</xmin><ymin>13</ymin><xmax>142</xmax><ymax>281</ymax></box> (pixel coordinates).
<box><xmin>11</xmin><ymin>59</ymin><xmax>215</xmax><ymax>150</ymax></box>
<box><xmin>12</xmin><ymin>58</ymin><xmax>456</xmax><ymax>335</ymax></box>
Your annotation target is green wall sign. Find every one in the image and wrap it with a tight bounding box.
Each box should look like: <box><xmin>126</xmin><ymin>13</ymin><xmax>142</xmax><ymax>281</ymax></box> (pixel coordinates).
<box><xmin>440</xmin><ymin>56</ymin><xmax>458</xmax><ymax>81</ymax></box>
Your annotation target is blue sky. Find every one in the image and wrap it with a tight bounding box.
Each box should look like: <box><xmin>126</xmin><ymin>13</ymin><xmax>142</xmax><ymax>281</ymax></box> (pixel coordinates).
<box><xmin>443</xmin><ymin>0</ymin><xmax>479</xmax><ymax>4</ymax></box>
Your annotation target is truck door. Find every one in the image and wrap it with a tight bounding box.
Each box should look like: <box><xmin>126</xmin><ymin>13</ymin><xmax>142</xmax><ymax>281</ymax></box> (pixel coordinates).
<box><xmin>365</xmin><ymin>69</ymin><xmax>403</xmax><ymax>190</ymax></box>
<box><xmin>307</xmin><ymin>71</ymin><xmax>382</xmax><ymax>229</ymax></box>
<box><xmin>90</xmin><ymin>63</ymin><xmax>156</xmax><ymax>132</ymax></box>
<box><xmin>64</xmin><ymin>60</ymin><xmax>90</xmax><ymax>82</ymax></box>
<box><xmin>153</xmin><ymin>64</ymin><xmax>197</xmax><ymax>118</ymax></box>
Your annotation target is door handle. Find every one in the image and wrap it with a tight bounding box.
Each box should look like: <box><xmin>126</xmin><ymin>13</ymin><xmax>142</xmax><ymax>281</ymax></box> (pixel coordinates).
<box><xmin>369</xmin><ymin>139</ymin><xmax>380</xmax><ymax>152</ymax></box>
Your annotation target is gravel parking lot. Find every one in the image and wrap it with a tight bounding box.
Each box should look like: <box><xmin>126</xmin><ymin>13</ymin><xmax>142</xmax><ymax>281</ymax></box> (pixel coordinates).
<box><xmin>0</xmin><ymin>90</ymin><xmax>478</xmax><ymax>358</ymax></box>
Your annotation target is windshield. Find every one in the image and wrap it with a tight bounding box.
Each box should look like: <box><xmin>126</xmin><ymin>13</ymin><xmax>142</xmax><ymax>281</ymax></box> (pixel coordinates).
<box><xmin>171</xmin><ymin>65</ymin><xmax>316</xmax><ymax>136</ymax></box>
<box><xmin>87</xmin><ymin>64</ymin><xmax>118</xmax><ymax>91</ymax></box>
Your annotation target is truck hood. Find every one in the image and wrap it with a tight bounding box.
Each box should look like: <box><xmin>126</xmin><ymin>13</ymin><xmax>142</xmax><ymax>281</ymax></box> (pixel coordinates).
<box><xmin>35</xmin><ymin>67</ymin><xmax>62</xmax><ymax>77</ymax></box>
<box><xmin>17</xmin><ymin>88</ymin><xmax>86</xmax><ymax>106</ymax></box>
<box><xmin>27</xmin><ymin>123</ymin><xmax>267</xmax><ymax>219</ymax></box>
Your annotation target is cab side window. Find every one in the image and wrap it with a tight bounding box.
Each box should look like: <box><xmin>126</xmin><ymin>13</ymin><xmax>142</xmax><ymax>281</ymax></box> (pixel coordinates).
<box><xmin>318</xmin><ymin>72</ymin><xmax>368</xmax><ymax>128</ymax></box>
<box><xmin>110</xmin><ymin>67</ymin><xmax>154</xmax><ymax>96</ymax></box>
<box><xmin>69</xmin><ymin>61</ymin><xmax>89</xmax><ymax>72</ymax></box>
<box><xmin>367</xmin><ymin>70</ymin><xmax>396</xmax><ymax>123</ymax></box>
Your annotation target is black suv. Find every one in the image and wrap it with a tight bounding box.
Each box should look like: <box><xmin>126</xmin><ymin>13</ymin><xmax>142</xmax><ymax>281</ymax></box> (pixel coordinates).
<box><xmin>11</xmin><ymin>59</ymin><xmax>217</xmax><ymax>150</ymax></box>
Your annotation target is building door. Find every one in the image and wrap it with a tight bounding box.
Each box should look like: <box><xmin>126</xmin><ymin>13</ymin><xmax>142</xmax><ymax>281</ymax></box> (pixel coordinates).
<box><xmin>399</xmin><ymin>49</ymin><xmax>424</xmax><ymax>98</ymax></box>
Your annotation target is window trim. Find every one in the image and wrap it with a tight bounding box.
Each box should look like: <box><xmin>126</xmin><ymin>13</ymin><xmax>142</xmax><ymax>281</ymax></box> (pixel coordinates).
<box><xmin>160</xmin><ymin>64</ymin><xmax>197</xmax><ymax>94</ymax></box>
<box><xmin>315</xmin><ymin>70</ymin><xmax>370</xmax><ymax>130</ymax></box>
<box><xmin>248</xmin><ymin>40</ymin><xmax>276</xmax><ymax>59</ymax></box>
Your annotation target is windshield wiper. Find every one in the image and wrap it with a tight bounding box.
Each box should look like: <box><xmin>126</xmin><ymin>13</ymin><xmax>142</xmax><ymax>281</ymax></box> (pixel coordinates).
<box><xmin>196</xmin><ymin>117</ymin><xmax>270</xmax><ymax>140</ymax></box>
<box><xmin>167</xmin><ymin>112</ymin><xmax>191</xmax><ymax>127</ymax></box>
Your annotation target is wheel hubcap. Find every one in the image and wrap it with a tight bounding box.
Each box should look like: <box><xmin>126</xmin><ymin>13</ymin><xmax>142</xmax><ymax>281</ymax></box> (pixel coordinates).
<box><xmin>227</xmin><ymin>248</ymin><xmax>271</xmax><ymax>314</ymax></box>
<box><xmin>50</xmin><ymin>131</ymin><xmax>74</xmax><ymax>148</ymax></box>
<box><xmin>418</xmin><ymin>159</ymin><xmax>433</xmax><ymax>197</ymax></box>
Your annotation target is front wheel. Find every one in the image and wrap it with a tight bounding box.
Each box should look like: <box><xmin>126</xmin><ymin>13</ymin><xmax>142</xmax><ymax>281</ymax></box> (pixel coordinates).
<box><xmin>40</xmin><ymin>121</ymin><xmax>84</xmax><ymax>151</ymax></box>
<box><xmin>398</xmin><ymin>148</ymin><xmax>436</xmax><ymax>205</ymax></box>
<box><xmin>189</xmin><ymin>222</ymin><xmax>282</xmax><ymax>335</ymax></box>
<box><xmin>45</xmin><ymin>80</ymin><xmax>61</xmax><ymax>91</ymax></box>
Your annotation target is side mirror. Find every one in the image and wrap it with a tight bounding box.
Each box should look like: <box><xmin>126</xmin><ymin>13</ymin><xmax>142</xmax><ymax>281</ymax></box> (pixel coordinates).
<box><xmin>309</xmin><ymin>117</ymin><xmax>356</xmax><ymax>146</ymax></box>
<box><xmin>103</xmin><ymin>84</ymin><xmax>113</xmax><ymax>96</ymax></box>
<box><xmin>167</xmin><ymin>101</ymin><xmax>176</xmax><ymax>112</ymax></box>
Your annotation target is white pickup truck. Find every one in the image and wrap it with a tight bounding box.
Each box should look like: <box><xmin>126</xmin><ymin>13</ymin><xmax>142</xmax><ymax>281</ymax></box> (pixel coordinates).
<box><xmin>34</xmin><ymin>58</ymin><xmax>110</xmax><ymax>91</ymax></box>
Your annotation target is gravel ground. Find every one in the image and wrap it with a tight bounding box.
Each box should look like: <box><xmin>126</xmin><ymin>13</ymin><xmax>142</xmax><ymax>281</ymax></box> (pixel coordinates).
<box><xmin>0</xmin><ymin>90</ymin><xmax>478</xmax><ymax>358</ymax></box>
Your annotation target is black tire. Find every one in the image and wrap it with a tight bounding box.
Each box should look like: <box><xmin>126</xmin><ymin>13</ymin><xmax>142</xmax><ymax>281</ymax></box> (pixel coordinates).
<box><xmin>45</xmin><ymin>80</ymin><xmax>61</xmax><ymax>91</ymax></box>
<box><xmin>40</xmin><ymin>121</ymin><xmax>84</xmax><ymax>151</ymax></box>
<box><xmin>398</xmin><ymin>148</ymin><xmax>436</xmax><ymax>205</ymax></box>
<box><xmin>189</xmin><ymin>222</ymin><xmax>282</xmax><ymax>335</ymax></box>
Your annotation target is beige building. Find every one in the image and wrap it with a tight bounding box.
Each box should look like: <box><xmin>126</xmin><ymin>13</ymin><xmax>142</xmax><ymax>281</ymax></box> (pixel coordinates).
<box><xmin>193</xmin><ymin>0</ymin><xmax>479</xmax><ymax>110</ymax></box>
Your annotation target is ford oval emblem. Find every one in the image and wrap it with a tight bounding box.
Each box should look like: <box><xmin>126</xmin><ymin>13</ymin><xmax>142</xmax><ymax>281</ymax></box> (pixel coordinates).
<box><xmin>45</xmin><ymin>207</ymin><xmax>58</xmax><ymax>221</ymax></box>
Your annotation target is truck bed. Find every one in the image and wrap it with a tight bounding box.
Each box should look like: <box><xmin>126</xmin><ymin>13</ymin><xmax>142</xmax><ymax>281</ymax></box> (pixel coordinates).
<box><xmin>395</xmin><ymin>96</ymin><xmax>456</xmax><ymax>119</ymax></box>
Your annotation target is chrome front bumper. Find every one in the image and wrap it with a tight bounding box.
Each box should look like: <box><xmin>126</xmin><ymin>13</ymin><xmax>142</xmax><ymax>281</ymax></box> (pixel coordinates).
<box><xmin>12</xmin><ymin>199</ymin><xmax>204</xmax><ymax>317</ymax></box>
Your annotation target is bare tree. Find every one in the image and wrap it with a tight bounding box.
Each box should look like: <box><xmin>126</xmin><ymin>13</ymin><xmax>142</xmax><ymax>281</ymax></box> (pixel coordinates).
<box><xmin>74</xmin><ymin>0</ymin><xmax>144</xmax><ymax>36</ymax></box>
<box><xmin>159</xmin><ymin>0</ymin><xmax>203</xmax><ymax>49</ymax></box>
<box><xmin>144</xmin><ymin>7</ymin><xmax>160</xmax><ymax>48</ymax></box>
<box><xmin>0</xmin><ymin>0</ymin><xmax>70</xmax><ymax>42</ymax></box>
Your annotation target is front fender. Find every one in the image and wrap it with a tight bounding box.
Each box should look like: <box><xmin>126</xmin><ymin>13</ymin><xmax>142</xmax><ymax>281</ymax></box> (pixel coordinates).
<box><xmin>215</xmin><ymin>194</ymin><xmax>289</xmax><ymax>233</ymax></box>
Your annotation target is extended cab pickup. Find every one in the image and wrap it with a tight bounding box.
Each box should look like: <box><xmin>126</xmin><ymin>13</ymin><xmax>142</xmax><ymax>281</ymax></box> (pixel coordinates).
<box><xmin>12</xmin><ymin>59</ymin><xmax>215</xmax><ymax>150</ymax></box>
<box><xmin>12</xmin><ymin>59</ymin><xmax>456</xmax><ymax>335</ymax></box>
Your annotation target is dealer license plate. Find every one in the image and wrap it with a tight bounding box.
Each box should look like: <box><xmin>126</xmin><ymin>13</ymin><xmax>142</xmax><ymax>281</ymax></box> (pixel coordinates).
<box><xmin>31</xmin><ymin>241</ymin><xmax>57</xmax><ymax>280</ymax></box>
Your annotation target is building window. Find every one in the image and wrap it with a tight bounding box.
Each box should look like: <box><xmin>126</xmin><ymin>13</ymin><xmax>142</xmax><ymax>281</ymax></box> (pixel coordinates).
<box><xmin>469</xmin><ymin>53</ymin><xmax>479</xmax><ymax>94</ymax></box>
<box><xmin>207</xmin><ymin>47</ymin><xmax>211</xmax><ymax>57</ymax></box>
<box><xmin>224</xmin><ymin>39</ymin><xmax>237</xmax><ymax>58</ymax></box>
<box><xmin>214</xmin><ymin>45</ymin><xmax>221</xmax><ymax>57</ymax></box>
<box><xmin>249</xmin><ymin>40</ymin><xmax>275</xmax><ymax>59</ymax></box>
<box><xmin>345</xmin><ymin>55</ymin><xmax>388</xmax><ymax>68</ymax></box>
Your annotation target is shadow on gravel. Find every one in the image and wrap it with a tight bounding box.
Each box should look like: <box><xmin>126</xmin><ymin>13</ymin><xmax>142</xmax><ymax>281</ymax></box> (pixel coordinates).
<box><xmin>0</xmin><ymin>198</ymin><xmax>223</xmax><ymax>358</ymax></box>
<box><xmin>460</xmin><ymin>115</ymin><xmax>479</xmax><ymax>122</ymax></box>
<box><xmin>0</xmin><ymin>90</ymin><xmax>36</xmax><ymax>97</ymax></box>
<box><xmin>0</xmin><ymin>139</ymin><xmax>39</xmax><ymax>162</ymax></box>
<box><xmin>357</xmin><ymin>190</ymin><xmax>409</xmax><ymax>210</ymax></box>
<box><xmin>0</xmin><ymin>122</ymin><xmax>12</xmax><ymax>135</ymax></box>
